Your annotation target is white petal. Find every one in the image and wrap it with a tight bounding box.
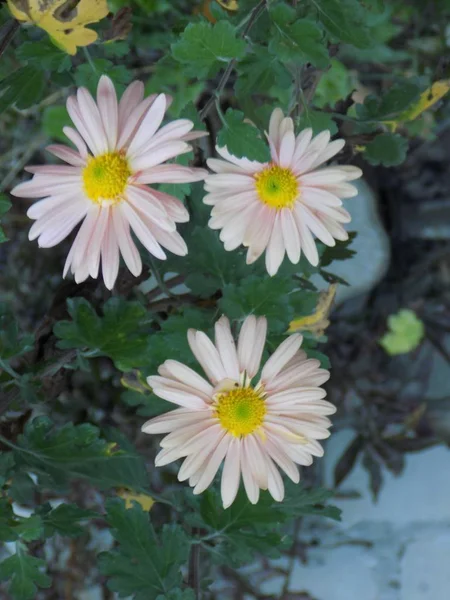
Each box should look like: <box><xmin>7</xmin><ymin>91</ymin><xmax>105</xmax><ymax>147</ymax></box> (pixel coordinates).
<box><xmin>221</xmin><ymin>438</ymin><xmax>241</xmax><ymax>509</ymax></box>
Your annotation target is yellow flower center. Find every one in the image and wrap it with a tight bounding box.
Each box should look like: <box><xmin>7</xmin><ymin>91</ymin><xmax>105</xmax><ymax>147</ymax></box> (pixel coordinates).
<box><xmin>215</xmin><ymin>386</ymin><xmax>266</xmax><ymax>437</ymax></box>
<box><xmin>83</xmin><ymin>152</ymin><xmax>131</xmax><ymax>204</ymax></box>
<box><xmin>254</xmin><ymin>165</ymin><xmax>299</xmax><ymax>209</ymax></box>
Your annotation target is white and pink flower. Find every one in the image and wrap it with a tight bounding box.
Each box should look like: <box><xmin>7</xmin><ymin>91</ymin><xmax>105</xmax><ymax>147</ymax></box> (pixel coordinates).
<box><xmin>204</xmin><ymin>108</ymin><xmax>362</xmax><ymax>276</ymax></box>
<box><xmin>142</xmin><ymin>315</ymin><xmax>335</xmax><ymax>508</ymax></box>
<box><xmin>11</xmin><ymin>75</ymin><xmax>207</xmax><ymax>289</ymax></box>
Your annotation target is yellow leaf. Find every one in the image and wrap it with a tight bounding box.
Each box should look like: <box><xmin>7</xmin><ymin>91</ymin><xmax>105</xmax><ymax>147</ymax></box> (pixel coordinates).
<box><xmin>7</xmin><ymin>0</ymin><xmax>109</xmax><ymax>55</ymax></box>
<box><xmin>383</xmin><ymin>80</ymin><xmax>450</xmax><ymax>132</ymax></box>
<box><xmin>288</xmin><ymin>284</ymin><xmax>337</xmax><ymax>336</ymax></box>
<box><xmin>216</xmin><ymin>0</ymin><xmax>239</xmax><ymax>10</ymax></box>
<box><xmin>120</xmin><ymin>370</ymin><xmax>151</xmax><ymax>395</ymax></box>
<box><xmin>399</xmin><ymin>80</ymin><xmax>450</xmax><ymax>122</ymax></box>
<box><xmin>117</xmin><ymin>489</ymin><xmax>155</xmax><ymax>512</ymax></box>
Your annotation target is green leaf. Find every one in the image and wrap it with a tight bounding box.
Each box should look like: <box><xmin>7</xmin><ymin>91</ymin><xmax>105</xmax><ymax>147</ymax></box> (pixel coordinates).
<box><xmin>9</xmin><ymin>472</ymin><xmax>37</xmax><ymax>505</ymax></box>
<box><xmin>198</xmin><ymin>484</ymin><xmax>339</xmax><ymax>564</ymax></box>
<box><xmin>0</xmin><ymin>452</ymin><xmax>15</xmax><ymax>486</ymax></box>
<box><xmin>235</xmin><ymin>46</ymin><xmax>291</xmax><ymax>100</ymax></box>
<box><xmin>42</xmin><ymin>106</ymin><xmax>72</xmax><ymax>142</ymax></box>
<box><xmin>364</xmin><ymin>133</ymin><xmax>408</xmax><ymax>167</ymax></box>
<box><xmin>14</xmin><ymin>517</ymin><xmax>44</xmax><ymax>542</ymax></box>
<box><xmin>306</xmin><ymin>0</ymin><xmax>373</xmax><ymax>48</ymax></box>
<box><xmin>219</xmin><ymin>275</ymin><xmax>294</xmax><ymax>333</ymax></box>
<box><xmin>172</xmin><ymin>21</ymin><xmax>246</xmax><ymax>73</ymax></box>
<box><xmin>0</xmin><ymin>544</ymin><xmax>51</xmax><ymax>600</ymax></box>
<box><xmin>217</xmin><ymin>109</ymin><xmax>270</xmax><ymax>162</ymax></box>
<box><xmin>356</xmin><ymin>81</ymin><xmax>422</xmax><ymax>121</ymax></box>
<box><xmin>0</xmin><ymin>304</ymin><xmax>34</xmax><ymax>360</ymax></box>
<box><xmin>12</xmin><ymin>417</ymin><xmax>149</xmax><ymax>492</ymax></box>
<box><xmin>269</xmin><ymin>5</ymin><xmax>329</xmax><ymax>68</ymax></box>
<box><xmin>74</xmin><ymin>60</ymin><xmax>132</xmax><ymax>96</ymax></box>
<box><xmin>159</xmin><ymin>590</ymin><xmax>196</xmax><ymax>600</ymax></box>
<box><xmin>99</xmin><ymin>499</ymin><xmax>189</xmax><ymax>599</ymax></box>
<box><xmin>0</xmin><ymin>499</ymin><xmax>18</xmax><ymax>542</ymax></box>
<box><xmin>0</xmin><ymin>194</ymin><xmax>12</xmax><ymax>244</ymax></box>
<box><xmin>16</xmin><ymin>41</ymin><xmax>72</xmax><ymax>72</ymax></box>
<box><xmin>379</xmin><ymin>309</ymin><xmax>425</xmax><ymax>355</ymax></box>
<box><xmin>54</xmin><ymin>298</ymin><xmax>151</xmax><ymax>371</ymax></box>
<box><xmin>320</xmin><ymin>232</ymin><xmax>357</xmax><ymax>267</ymax></box>
<box><xmin>38</xmin><ymin>503</ymin><xmax>97</xmax><ymax>538</ymax></box>
<box><xmin>298</xmin><ymin>109</ymin><xmax>338</xmax><ymax>135</ymax></box>
<box><xmin>0</xmin><ymin>67</ymin><xmax>46</xmax><ymax>113</ymax></box>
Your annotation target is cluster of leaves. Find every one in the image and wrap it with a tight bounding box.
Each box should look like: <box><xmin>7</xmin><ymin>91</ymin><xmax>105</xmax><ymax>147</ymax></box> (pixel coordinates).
<box><xmin>0</xmin><ymin>0</ymin><xmax>449</xmax><ymax>598</ymax></box>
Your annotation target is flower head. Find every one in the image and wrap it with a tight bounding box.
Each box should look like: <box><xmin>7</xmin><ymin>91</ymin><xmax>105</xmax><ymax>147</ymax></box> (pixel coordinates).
<box><xmin>204</xmin><ymin>108</ymin><xmax>362</xmax><ymax>276</ymax></box>
<box><xmin>142</xmin><ymin>315</ymin><xmax>335</xmax><ymax>508</ymax></box>
<box><xmin>12</xmin><ymin>75</ymin><xmax>208</xmax><ymax>289</ymax></box>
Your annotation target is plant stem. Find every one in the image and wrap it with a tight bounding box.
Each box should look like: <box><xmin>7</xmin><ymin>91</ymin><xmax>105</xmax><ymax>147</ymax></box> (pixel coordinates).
<box><xmin>188</xmin><ymin>539</ymin><xmax>201</xmax><ymax>599</ymax></box>
<box><xmin>199</xmin><ymin>0</ymin><xmax>267</xmax><ymax>121</ymax></box>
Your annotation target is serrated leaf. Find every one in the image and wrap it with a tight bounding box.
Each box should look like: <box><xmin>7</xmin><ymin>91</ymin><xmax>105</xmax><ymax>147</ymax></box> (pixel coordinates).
<box><xmin>0</xmin><ymin>500</ymin><xmax>18</xmax><ymax>542</ymax></box>
<box><xmin>379</xmin><ymin>309</ymin><xmax>425</xmax><ymax>355</ymax></box>
<box><xmin>14</xmin><ymin>516</ymin><xmax>43</xmax><ymax>542</ymax></box>
<box><xmin>269</xmin><ymin>6</ymin><xmax>329</xmax><ymax>68</ymax></box>
<box><xmin>298</xmin><ymin>109</ymin><xmax>338</xmax><ymax>135</ymax></box>
<box><xmin>0</xmin><ymin>304</ymin><xmax>34</xmax><ymax>360</ymax></box>
<box><xmin>0</xmin><ymin>66</ymin><xmax>46</xmax><ymax>113</ymax></box>
<box><xmin>306</xmin><ymin>0</ymin><xmax>373</xmax><ymax>48</ymax></box>
<box><xmin>54</xmin><ymin>298</ymin><xmax>151</xmax><ymax>371</ymax></box>
<box><xmin>16</xmin><ymin>41</ymin><xmax>71</xmax><ymax>71</ymax></box>
<box><xmin>217</xmin><ymin>109</ymin><xmax>270</xmax><ymax>161</ymax></box>
<box><xmin>7</xmin><ymin>0</ymin><xmax>109</xmax><ymax>55</ymax></box>
<box><xmin>219</xmin><ymin>275</ymin><xmax>294</xmax><ymax>333</ymax></box>
<box><xmin>99</xmin><ymin>499</ymin><xmax>189</xmax><ymax>599</ymax></box>
<box><xmin>172</xmin><ymin>21</ymin><xmax>246</xmax><ymax>73</ymax></box>
<box><xmin>12</xmin><ymin>417</ymin><xmax>149</xmax><ymax>492</ymax></box>
<box><xmin>38</xmin><ymin>503</ymin><xmax>97</xmax><ymax>537</ymax></box>
<box><xmin>356</xmin><ymin>81</ymin><xmax>422</xmax><ymax>122</ymax></box>
<box><xmin>74</xmin><ymin>59</ymin><xmax>133</xmax><ymax>96</ymax></box>
<box><xmin>0</xmin><ymin>543</ymin><xmax>51</xmax><ymax>600</ymax></box>
<box><xmin>364</xmin><ymin>133</ymin><xmax>408</xmax><ymax>167</ymax></box>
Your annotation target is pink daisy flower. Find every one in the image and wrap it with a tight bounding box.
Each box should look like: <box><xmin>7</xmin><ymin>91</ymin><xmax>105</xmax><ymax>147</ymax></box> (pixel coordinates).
<box><xmin>11</xmin><ymin>75</ymin><xmax>208</xmax><ymax>289</ymax></box>
<box><xmin>142</xmin><ymin>315</ymin><xmax>335</xmax><ymax>508</ymax></box>
<box><xmin>204</xmin><ymin>108</ymin><xmax>362</xmax><ymax>276</ymax></box>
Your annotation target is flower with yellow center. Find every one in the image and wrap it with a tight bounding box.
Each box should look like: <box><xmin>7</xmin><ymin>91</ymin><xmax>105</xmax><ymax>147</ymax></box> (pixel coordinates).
<box><xmin>142</xmin><ymin>314</ymin><xmax>335</xmax><ymax>508</ymax></box>
<box><xmin>12</xmin><ymin>75</ymin><xmax>208</xmax><ymax>290</ymax></box>
<box><xmin>215</xmin><ymin>386</ymin><xmax>266</xmax><ymax>437</ymax></box>
<box><xmin>83</xmin><ymin>152</ymin><xmax>131</xmax><ymax>204</ymax></box>
<box><xmin>205</xmin><ymin>107</ymin><xmax>362</xmax><ymax>276</ymax></box>
<box><xmin>254</xmin><ymin>165</ymin><xmax>299</xmax><ymax>209</ymax></box>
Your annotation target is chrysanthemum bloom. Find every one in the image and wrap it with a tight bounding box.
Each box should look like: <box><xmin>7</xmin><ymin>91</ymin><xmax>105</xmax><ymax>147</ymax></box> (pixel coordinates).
<box><xmin>142</xmin><ymin>315</ymin><xmax>335</xmax><ymax>508</ymax></box>
<box><xmin>204</xmin><ymin>108</ymin><xmax>362</xmax><ymax>276</ymax></box>
<box><xmin>11</xmin><ymin>75</ymin><xmax>208</xmax><ymax>289</ymax></box>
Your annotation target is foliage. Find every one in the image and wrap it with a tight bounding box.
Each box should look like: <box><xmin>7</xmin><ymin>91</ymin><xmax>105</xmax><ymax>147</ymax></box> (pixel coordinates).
<box><xmin>379</xmin><ymin>309</ymin><xmax>425</xmax><ymax>355</ymax></box>
<box><xmin>0</xmin><ymin>0</ymin><xmax>447</xmax><ymax>597</ymax></box>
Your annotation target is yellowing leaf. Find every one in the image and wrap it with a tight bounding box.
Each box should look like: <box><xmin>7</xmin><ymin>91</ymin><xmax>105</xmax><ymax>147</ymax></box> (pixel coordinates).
<box><xmin>217</xmin><ymin>0</ymin><xmax>239</xmax><ymax>10</ymax></box>
<box><xmin>117</xmin><ymin>489</ymin><xmax>155</xmax><ymax>512</ymax></box>
<box><xmin>288</xmin><ymin>285</ymin><xmax>337</xmax><ymax>336</ymax></box>
<box><xmin>379</xmin><ymin>309</ymin><xmax>425</xmax><ymax>356</ymax></box>
<box><xmin>196</xmin><ymin>0</ymin><xmax>239</xmax><ymax>23</ymax></box>
<box><xmin>7</xmin><ymin>0</ymin><xmax>109</xmax><ymax>55</ymax></box>
<box><xmin>383</xmin><ymin>80</ymin><xmax>450</xmax><ymax>131</ymax></box>
<box><xmin>120</xmin><ymin>371</ymin><xmax>151</xmax><ymax>395</ymax></box>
